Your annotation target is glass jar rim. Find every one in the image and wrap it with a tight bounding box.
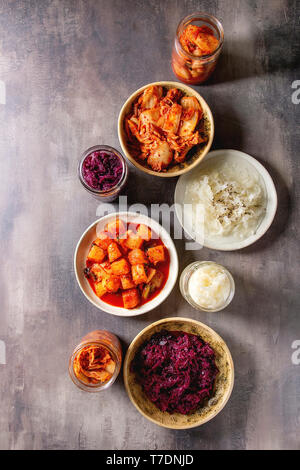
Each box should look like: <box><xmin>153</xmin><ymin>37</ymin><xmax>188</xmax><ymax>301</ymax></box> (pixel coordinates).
<box><xmin>175</xmin><ymin>11</ymin><xmax>224</xmax><ymax>60</ymax></box>
<box><xmin>78</xmin><ymin>144</ymin><xmax>128</xmax><ymax>196</ymax></box>
<box><xmin>69</xmin><ymin>340</ymin><xmax>121</xmax><ymax>392</ymax></box>
<box><xmin>180</xmin><ymin>261</ymin><xmax>235</xmax><ymax>312</ymax></box>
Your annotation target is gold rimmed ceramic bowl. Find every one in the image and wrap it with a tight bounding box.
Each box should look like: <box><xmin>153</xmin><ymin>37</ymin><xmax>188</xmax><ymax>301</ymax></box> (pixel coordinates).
<box><xmin>118</xmin><ymin>81</ymin><xmax>214</xmax><ymax>177</ymax></box>
<box><xmin>123</xmin><ymin>317</ymin><xmax>234</xmax><ymax>429</ymax></box>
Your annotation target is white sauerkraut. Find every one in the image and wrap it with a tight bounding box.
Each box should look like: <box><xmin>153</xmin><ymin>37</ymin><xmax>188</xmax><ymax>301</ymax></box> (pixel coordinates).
<box><xmin>188</xmin><ymin>264</ymin><xmax>231</xmax><ymax>310</ymax></box>
<box><xmin>184</xmin><ymin>159</ymin><xmax>266</xmax><ymax>240</ymax></box>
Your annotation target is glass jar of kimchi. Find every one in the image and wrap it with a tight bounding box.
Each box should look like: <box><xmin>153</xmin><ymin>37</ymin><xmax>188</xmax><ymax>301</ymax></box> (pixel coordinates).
<box><xmin>172</xmin><ymin>12</ymin><xmax>224</xmax><ymax>85</ymax></box>
<box><xmin>69</xmin><ymin>330</ymin><xmax>122</xmax><ymax>392</ymax></box>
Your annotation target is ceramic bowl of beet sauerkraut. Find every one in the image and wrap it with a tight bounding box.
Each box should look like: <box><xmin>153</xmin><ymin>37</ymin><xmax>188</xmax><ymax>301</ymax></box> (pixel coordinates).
<box><xmin>124</xmin><ymin>317</ymin><xmax>234</xmax><ymax>429</ymax></box>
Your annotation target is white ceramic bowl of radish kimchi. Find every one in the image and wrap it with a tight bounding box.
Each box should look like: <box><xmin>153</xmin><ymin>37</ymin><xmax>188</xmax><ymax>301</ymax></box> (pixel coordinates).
<box><xmin>74</xmin><ymin>212</ymin><xmax>179</xmax><ymax>317</ymax></box>
<box><xmin>118</xmin><ymin>81</ymin><xmax>214</xmax><ymax>177</ymax></box>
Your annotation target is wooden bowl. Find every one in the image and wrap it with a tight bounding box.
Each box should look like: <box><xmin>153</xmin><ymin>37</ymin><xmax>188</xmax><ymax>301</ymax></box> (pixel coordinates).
<box><xmin>123</xmin><ymin>317</ymin><xmax>234</xmax><ymax>429</ymax></box>
<box><xmin>118</xmin><ymin>81</ymin><xmax>214</xmax><ymax>177</ymax></box>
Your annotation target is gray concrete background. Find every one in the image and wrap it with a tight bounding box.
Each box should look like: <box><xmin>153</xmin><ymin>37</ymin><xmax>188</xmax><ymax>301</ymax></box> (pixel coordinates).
<box><xmin>0</xmin><ymin>0</ymin><xmax>299</xmax><ymax>450</ymax></box>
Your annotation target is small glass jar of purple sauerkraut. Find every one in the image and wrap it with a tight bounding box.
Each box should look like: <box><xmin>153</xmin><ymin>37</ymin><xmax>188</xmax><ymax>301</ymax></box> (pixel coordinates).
<box><xmin>78</xmin><ymin>145</ymin><xmax>128</xmax><ymax>202</ymax></box>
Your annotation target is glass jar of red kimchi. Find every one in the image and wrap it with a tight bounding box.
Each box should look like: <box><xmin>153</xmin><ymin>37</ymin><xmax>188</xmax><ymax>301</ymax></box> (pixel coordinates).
<box><xmin>69</xmin><ymin>330</ymin><xmax>122</xmax><ymax>392</ymax></box>
<box><xmin>172</xmin><ymin>12</ymin><xmax>224</xmax><ymax>85</ymax></box>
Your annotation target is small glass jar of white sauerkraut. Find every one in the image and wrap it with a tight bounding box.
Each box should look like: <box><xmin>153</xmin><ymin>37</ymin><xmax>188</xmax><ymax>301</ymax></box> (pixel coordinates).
<box><xmin>180</xmin><ymin>261</ymin><xmax>235</xmax><ymax>312</ymax></box>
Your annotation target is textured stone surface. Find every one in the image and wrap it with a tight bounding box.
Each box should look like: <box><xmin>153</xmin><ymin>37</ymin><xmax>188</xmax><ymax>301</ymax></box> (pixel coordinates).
<box><xmin>0</xmin><ymin>0</ymin><xmax>299</xmax><ymax>450</ymax></box>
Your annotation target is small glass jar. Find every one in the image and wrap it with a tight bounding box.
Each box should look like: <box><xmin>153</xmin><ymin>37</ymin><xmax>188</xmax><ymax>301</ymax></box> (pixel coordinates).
<box><xmin>180</xmin><ymin>261</ymin><xmax>235</xmax><ymax>312</ymax></box>
<box><xmin>78</xmin><ymin>145</ymin><xmax>128</xmax><ymax>202</ymax></box>
<box><xmin>172</xmin><ymin>12</ymin><xmax>224</xmax><ymax>85</ymax></box>
<box><xmin>69</xmin><ymin>330</ymin><xmax>122</xmax><ymax>392</ymax></box>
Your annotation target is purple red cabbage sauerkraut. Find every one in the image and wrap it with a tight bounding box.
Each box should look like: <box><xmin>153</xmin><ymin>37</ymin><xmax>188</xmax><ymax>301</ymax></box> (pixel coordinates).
<box><xmin>82</xmin><ymin>150</ymin><xmax>123</xmax><ymax>191</ymax></box>
<box><xmin>132</xmin><ymin>330</ymin><xmax>218</xmax><ymax>415</ymax></box>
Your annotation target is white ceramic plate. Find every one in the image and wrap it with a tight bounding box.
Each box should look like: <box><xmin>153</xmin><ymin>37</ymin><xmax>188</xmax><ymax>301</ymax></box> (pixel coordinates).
<box><xmin>174</xmin><ymin>149</ymin><xmax>278</xmax><ymax>251</ymax></box>
<box><xmin>74</xmin><ymin>212</ymin><xmax>179</xmax><ymax>317</ymax></box>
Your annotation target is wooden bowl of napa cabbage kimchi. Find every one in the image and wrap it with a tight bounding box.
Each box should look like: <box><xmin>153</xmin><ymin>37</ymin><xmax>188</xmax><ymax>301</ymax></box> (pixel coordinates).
<box><xmin>118</xmin><ymin>81</ymin><xmax>214</xmax><ymax>177</ymax></box>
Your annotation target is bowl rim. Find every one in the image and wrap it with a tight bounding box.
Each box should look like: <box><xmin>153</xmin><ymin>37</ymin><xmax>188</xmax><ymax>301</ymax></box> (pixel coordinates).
<box><xmin>118</xmin><ymin>81</ymin><xmax>215</xmax><ymax>178</ymax></box>
<box><xmin>123</xmin><ymin>316</ymin><xmax>235</xmax><ymax>429</ymax></box>
<box><xmin>174</xmin><ymin>148</ymin><xmax>278</xmax><ymax>251</ymax></box>
<box><xmin>74</xmin><ymin>211</ymin><xmax>179</xmax><ymax>317</ymax></box>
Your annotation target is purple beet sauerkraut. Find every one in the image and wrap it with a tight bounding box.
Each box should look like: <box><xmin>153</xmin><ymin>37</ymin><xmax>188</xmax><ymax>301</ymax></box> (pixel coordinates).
<box><xmin>132</xmin><ymin>330</ymin><xmax>219</xmax><ymax>415</ymax></box>
<box><xmin>81</xmin><ymin>150</ymin><xmax>123</xmax><ymax>191</ymax></box>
